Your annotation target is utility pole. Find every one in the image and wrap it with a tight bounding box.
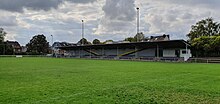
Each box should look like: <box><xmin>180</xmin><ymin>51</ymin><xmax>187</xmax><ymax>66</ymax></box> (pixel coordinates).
<box><xmin>136</xmin><ymin>7</ymin><xmax>140</xmax><ymax>42</ymax></box>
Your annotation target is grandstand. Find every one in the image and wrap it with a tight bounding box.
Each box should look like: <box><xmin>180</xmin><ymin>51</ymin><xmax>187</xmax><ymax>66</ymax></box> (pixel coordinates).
<box><xmin>57</xmin><ymin>39</ymin><xmax>192</xmax><ymax>62</ymax></box>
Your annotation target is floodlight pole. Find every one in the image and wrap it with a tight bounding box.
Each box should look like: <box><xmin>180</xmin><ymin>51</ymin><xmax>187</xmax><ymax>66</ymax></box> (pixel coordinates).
<box><xmin>82</xmin><ymin>20</ymin><xmax>84</xmax><ymax>46</ymax></box>
<box><xmin>136</xmin><ymin>7</ymin><xmax>140</xmax><ymax>42</ymax></box>
<box><xmin>51</xmin><ymin>35</ymin><xmax>53</xmax><ymax>46</ymax></box>
<box><xmin>51</xmin><ymin>35</ymin><xmax>53</xmax><ymax>55</ymax></box>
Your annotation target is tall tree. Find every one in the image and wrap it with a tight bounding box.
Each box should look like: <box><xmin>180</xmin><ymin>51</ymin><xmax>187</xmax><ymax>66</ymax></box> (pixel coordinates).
<box><xmin>0</xmin><ymin>28</ymin><xmax>6</xmax><ymax>43</ymax></box>
<box><xmin>187</xmin><ymin>18</ymin><xmax>220</xmax><ymax>42</ymax></box>
<box><xmin>77</xmin><ymin>38</ymin><xmax>91</xmax><ymax>45</ymax></box>
<box><xmin>0</xmin><ymin>28</ymin><xmax>7</xmax><ymax>55</ymax></box>
<box><xmin>188</xmin><ymin>18</ymin><xmax>220</xmax><ymax>57</ymax></box>
<box><xmin>92</xmin><ymin>39</ymin><xmax>101</xmax><ymax>44</ymax></box>
<box><xmin>26</xmin><ymin>34</ymin><xmax>49</xmax><ymax>55</ymax></box>
<box><xmin>4</xmin><ymin>44</ymin><xmax>13</xmax><ymax>55</ymax></box>
<box><xmin>134</xmin><ymin>32</ymin><xmax>145</xmax><ymax>42</ymax></box>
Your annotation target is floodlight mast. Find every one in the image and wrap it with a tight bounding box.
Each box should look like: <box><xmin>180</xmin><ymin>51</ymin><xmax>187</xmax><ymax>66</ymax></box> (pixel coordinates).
<box><xmin>82</xmin><ymin>20</ymin><xmax>84</xmax><ymax>45</ymax></box>
<box><xmin>51</xmin><ymin>35</ymin><xmax>53</xmax><ymax>46</ymax></box>
<box><xmin>136</xmin><ymin>7</ymin><xmax>140</xmax><ymax>42</ymax></box>
<box><xmin>51</xmin><ymin>35</ymin><xmax>53</xmax><ymax>55</ymax></box>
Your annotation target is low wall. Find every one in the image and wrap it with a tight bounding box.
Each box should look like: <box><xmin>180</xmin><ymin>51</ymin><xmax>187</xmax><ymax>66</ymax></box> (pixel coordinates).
<box><xmin>0</xmin><ymin>55</ymin><xmax>48</xmax><ymax>58</ymax></box>
<box><xmin>58</xmin><ymin>55</ymin><xmax>184</xmax><ymax>62</ymax></box>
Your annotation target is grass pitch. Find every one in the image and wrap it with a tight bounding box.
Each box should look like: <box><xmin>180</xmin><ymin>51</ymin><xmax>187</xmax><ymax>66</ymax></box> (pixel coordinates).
<box><xmin>0</xmin><ymin>57</ymin><xmax>220</xmax><ymax>104</ymax></box>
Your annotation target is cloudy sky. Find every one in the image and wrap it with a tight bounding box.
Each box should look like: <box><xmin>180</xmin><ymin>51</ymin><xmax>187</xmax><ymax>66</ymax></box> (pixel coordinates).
<box><xmin>1</xmin><ymin>0</ymin><xmax>220</xmax><ymax>45</ymax></box>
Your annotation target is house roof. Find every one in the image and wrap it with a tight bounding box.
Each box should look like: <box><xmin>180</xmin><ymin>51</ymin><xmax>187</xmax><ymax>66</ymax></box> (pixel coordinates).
<box><xmin>150</xmin><ymin>34</ymin><xmax>170</xmax><ymax>41</ymax></box>
<box><xmin>4</xmin><ymin>41</ymin><xmax>21</xmax><ymax>49</ymax></box>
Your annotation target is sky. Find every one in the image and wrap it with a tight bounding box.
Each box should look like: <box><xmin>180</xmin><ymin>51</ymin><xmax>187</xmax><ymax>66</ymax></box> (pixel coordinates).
<box><xmin>1</xmin><ymin>0</ymin><xmax>220</xmax><ymax>46</ymax></box>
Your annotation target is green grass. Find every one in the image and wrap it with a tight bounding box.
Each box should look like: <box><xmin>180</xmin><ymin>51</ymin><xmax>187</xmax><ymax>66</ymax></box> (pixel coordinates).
<box><xmin>0</xmin><ymin>57</ymin><xmax>220</xmax><ymax>104</ymax></box>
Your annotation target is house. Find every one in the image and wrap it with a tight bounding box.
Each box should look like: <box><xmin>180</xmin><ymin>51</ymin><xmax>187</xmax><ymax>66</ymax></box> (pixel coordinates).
<box><xmin>149</xmin><ymin>34</ymin><xmax>170</xmax><ymax>41</ymax></box>
<box><xmin>4</xmin><ymin>41</ymin><xmax>22</xmax><ymax>54</ymax></box>
<box><xmin>52</xmin><ymin>42</ymin><xmax>77</xmax><ymax>57</ymax></box>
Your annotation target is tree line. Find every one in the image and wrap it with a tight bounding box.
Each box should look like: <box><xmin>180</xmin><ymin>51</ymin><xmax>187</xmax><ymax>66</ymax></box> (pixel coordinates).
<box><xmin>79</xmin><ymin>32</ymin><xmax>145</xmax><ymax>45</ymax></box>
<box><xmin>0</xmin><ymin>31</ymin><xmax>50</xmax><ymax>55</ymax></box>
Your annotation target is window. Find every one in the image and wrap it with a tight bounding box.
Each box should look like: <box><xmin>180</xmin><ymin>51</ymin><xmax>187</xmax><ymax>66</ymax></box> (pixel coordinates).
<box><xmin>182</xmin><ymin>50</ymin><xmax>187</xmax><ymax>54</ymax></box>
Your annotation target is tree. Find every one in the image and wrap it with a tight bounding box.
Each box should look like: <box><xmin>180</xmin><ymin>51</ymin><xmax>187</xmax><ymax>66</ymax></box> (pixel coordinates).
<box><xmin>26</xmin><ymin>34</ymin><xmax>49</xmax><ymax>55</ymax></box>
<box><xmin>103</xmin><ymin>40</ymin><xmax>113</xmax><ymax>44</ymax></box>
<box><xmin>124</xmin><ymin>32</ymin><xmax>145</xmax><ymax>43</ymax></box>
<box><xmin>187</xmin><ymin>18</ymin><xmax>220</xmax><ymax>42</ymax></box>
<box><xmin>191</xmin><ymin>36</ymin><xmax>211</xmax><ymax>56</ymax></box>
<box><xmin>92</xmin><ymin>39</ymin><xmax>101</xmax><ymax>44</ymax></box>
<box><xmin>77</xmin><ymin>38</ymin><xmax>91</xmax><ymax>45</ymax></box>
<box><xmin>188</xmin><ymin>18</ymin><xmax>220</xmax><ymax>57</ymax></box>
<box><xmin>4</xmin><ymin>44</ymin><xmax>13</xmax><ymax>55</ymax></box>
<box><xmin>124</xmin><ymin>37</ymin><xmax>135</xmax><ymax>42</ymax></box>
<box><xmin>0</xmin><ymin>28</ymin><xmax>7</xmax><ymax>55</ymax></box>
<box><xmin>134</xmin><ymin>32</ymin><xmax>145</xmax><ymax>42</ymax></box>
<box><xmin>212</xmin><ymin>36</ymin><xmax>220</xmax><ymax>51</ymax></box>
<box><xmin>0</xmin><ymin>28</ymin><xmax>6</xmax><ymax>43</ymax></box>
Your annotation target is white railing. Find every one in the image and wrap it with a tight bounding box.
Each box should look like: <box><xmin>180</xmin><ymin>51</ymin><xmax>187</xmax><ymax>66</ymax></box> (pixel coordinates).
<box><xmin>188</xmin><ymin>58</ymin><xmax>220</xmax><ymax>63</ymax></box>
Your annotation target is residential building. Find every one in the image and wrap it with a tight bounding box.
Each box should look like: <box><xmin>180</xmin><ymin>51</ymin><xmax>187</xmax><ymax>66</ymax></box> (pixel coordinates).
<box><xmin>4</xmin><ymin>41</ymin><xmax>22</xmax><ymax>54</ymax></box>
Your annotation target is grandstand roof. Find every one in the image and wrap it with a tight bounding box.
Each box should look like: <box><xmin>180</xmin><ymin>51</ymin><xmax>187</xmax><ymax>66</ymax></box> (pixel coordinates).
<box><xmin>58</xmin><ymin>40</ymin><xmax>190</xmax><ymax>50</ymax></box>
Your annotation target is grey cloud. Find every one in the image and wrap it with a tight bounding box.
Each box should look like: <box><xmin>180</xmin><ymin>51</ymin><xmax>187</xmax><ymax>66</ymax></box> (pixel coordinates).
<box><xmin>95</xmin><ymin>0</ymin><xmax>136</xmax><ymax>37</ymax></box>
<box><xmin>6</xmin><ymin>0</ymin><xmax>220</xmax><ymax>45</ymax></box>
<box><xmin>0</xmin><ymin>16</ymin><xmax>18</xmax><ymax>26</ymax></box>
<box><xmin>159</xmin><ymin>0</ymin><xmax>220</xmax><ymax>9</ymax></box>
<box><xmin>0</xmin><ymin>0</ymin><xmax>62</xmax><ymax>12</ymax></box>
<box><xmin>0</xmin><ymin>0</ymin><xmax>97</xmax><ymax>12</ymax></box>
<box><xmin>67</xmin><ymin>0</ymin><xmax>96</xmax><ymax>4</ymax></box>
<box><xmin>103</xmin><ymin>0</ymin><xmax>136</xmax><ymax>21</ymax></box>
<box><xmin>142</xmin><ymin>3</ymin><xmax>211</xmax><ymax>39</ymax></box>
<box><xmin>163</xmin><ymin>0</ymin><xmax>219</xmax><ymax>5</ymax></box>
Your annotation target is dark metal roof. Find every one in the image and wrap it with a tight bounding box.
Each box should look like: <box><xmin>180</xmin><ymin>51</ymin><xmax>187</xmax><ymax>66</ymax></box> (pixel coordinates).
<box><xmin>58</xmin><ymin>40</ymin><xmax>190</xmax><ymax>50</ymax></box>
